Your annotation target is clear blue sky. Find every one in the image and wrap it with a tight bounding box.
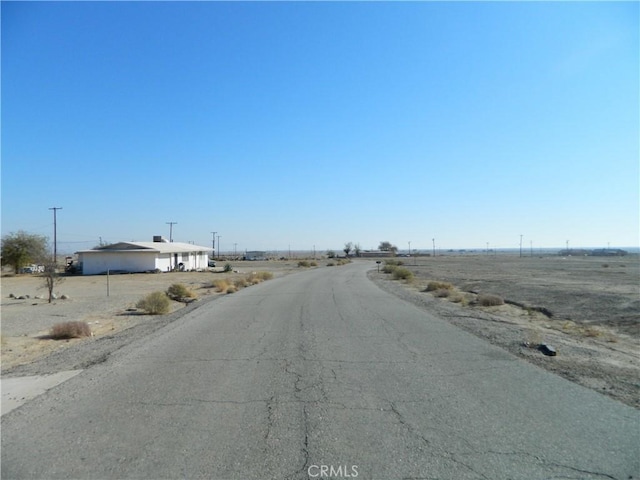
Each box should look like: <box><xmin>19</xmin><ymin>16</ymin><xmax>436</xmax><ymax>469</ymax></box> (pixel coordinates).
<box><xmin>2</xmin><ymin>1</ymin><xmax>638</xmax><ymax>254</ymax></box>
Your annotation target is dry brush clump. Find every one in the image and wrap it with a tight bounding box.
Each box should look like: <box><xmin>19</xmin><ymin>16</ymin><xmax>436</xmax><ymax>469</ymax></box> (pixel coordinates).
<box><xmin>385</xmin><ymin>259</ymin><xmax>404</xmax><ymax>266</ymax></box>
<box><xmin>382</xmin><ymin>264</ymin><xmax>398</xmax><ymax>274</ymax></box>
<box><xmin>298</xmin><ymin>260</ymin><xmax>318</xmax><ymax>267</ymax></box>
<box><xmin>246</xmin><ymin>271</ymin><xmax>274</xmax><ymax>284</ymax></box>
<box><xmin>433</xmin><ymin>288</ymin><xmax>452</xmax><ymax>298</ymax></box>
<box><xmin>477</xmin><ymin>294</ymin><xmax>505</xmax><ymax>307</ymax></box>
<box><xmin>210</xmin><ymin>271</ymin><xmax>274</xmax><ymax>294</ymax></box>
<box><xmin>425</xmin><ymin>281</ymin><xmax>454</xmax><ymax>292</ymax></box>
<box><xmin>166</xmin><ymin>283</ymin><xmax>196</xmax><ymax>302</ymax></box>
<box><xmin>49</xmin><ymin>321</ymin><xmax>92</xmax><ymax>340</ymax></box>
<box><xmin>392</xmin><ymin>267</ymin><xmax>414</xmax><ymax>281</ymax></box>
<box><xmin>136</xmin><ymin>291</ymin><xmax>171</xmax><ymax>314</ymax></box>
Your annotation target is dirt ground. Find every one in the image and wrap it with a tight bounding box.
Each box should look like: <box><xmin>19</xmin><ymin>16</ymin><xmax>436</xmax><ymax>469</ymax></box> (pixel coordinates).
<box><xmin>0</xmin><ymin>260</ymin><xmax>300</xmax><ymax>372</ymax></box>
<box><xmin>368</xmin><ymin>253</ymin><xmax>639</xmax><ymax>409</ymax></box>
<box><xmin>2</xmin><ymin>255</ymin><xmax>638</xmax><ymax>408</ymax></box>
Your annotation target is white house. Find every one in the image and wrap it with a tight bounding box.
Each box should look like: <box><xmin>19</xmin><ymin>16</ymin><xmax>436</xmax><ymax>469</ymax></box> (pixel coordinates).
<box><xmin>76</xmin><ymin>239</ymin><xmax>212</xmax><ymax>275</ymax></box>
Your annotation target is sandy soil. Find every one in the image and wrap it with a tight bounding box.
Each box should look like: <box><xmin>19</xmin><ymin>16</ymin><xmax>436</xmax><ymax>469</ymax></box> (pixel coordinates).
<box><xmin>0</xmin><ymin>261</ymin><xmax>299</xmax><ymax>372</ymax></box>
<box><xmin>2</xmin><ymin>255</ymin><xmax>638</xmax><ymax>408</ymax></box>
<box><xmin>368</xmin><ymin>254</ymin><xmax>639</xmax><ymax>409</ymax></box>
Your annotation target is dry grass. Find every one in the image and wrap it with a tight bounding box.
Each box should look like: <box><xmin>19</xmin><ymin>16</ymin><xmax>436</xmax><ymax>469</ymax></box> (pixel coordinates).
<box><xmin>210</xmin><ymin>271</ymin><xmax>274</xmax><ymax>294</ymax></box>
<box><xmin>477</xmin><ymin>294</ymin><xmax>505</xmax><ymax>307</ymax></box>
<box><xmin>136</xmin><ymin>291</ymin><xmax>171</xmax><ymax>314</ymax></box>
<box><xmin>392</xmin><ymin>267</ymin><xmax>414</xmax><ymax>281</ymax></box>
<box><xmin>297</xmin><ymin>260</ymin><xmax>318</xmax><ymax>267</ymax></box>
<box><xmin>212</xmin><ymin>279</ymin><xmax>230</xmax><ymax>292</ymax></box>
<box><xmin>166</xmin><ymin>283</ymin><xmax>196</xmax><ymax>302</ymax></box>
<box><xmin>49</xmin><ymin>321</ymin><xmax>92</xmax><ymax>339</ymax></box>
<box><xmin>433</xmin><ymin>288</ymin><xmax>451</xmax><ymax>298</ymax></box>
<box><xmin>425</xmin><ymin>281</ymin><xmax>454</xmax><ymax>292</ymax></box>
<box><xmin>246</xmin><ymin>271</ymin><xmax>274</xmax><ymax>284</ymax></box>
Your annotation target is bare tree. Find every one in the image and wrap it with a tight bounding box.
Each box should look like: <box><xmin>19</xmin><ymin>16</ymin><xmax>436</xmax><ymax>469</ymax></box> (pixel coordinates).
<box><xmin>42</xmin><ymin>262</ymin><xmax>65</xmax><ymax>303</ymax></box>
<box><xmin>343</xmin><ymin>242</ymin><xmax>353</xmax><ymax>257</ymax></box>
<box><xmin>354</xmin><ymin>243</ymin><xmax>362</xmax><ymax>257</ymax></box>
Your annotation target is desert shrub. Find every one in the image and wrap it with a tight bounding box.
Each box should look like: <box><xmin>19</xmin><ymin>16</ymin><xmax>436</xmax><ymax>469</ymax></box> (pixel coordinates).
<box><xmin>310</xmin><ymin>261</ymin><xmax>318</xmax><ymax>267</ymax></box>
<box><xmin>166</xmin><ymin>283</ymin><xmax>196</xmax><ymax>301</ymax></box>
<box><xmin>223</xmin><ymin>263</ymin><xmax>233</xmax><ymax>272</ymax></box>
<box><xmin>234</xmin><ymin>277</ymin><xmax>249</xmax><ymax>288</ymax></box>
<box><xmin>425</xmin><ymin>281</ymin><xmax>454</xmax><ymax>292</ymax></box>
<box><xmin>226</xmin><ymin>285</ymin><xmax>238</xmax><ymax>294</ymax></box>
<box><xmin>582</xmin><ymin>326</ymin><xmax>602</xmax><ymax>338</ymax></box>
<box><xmin>477</xmin><ymin>294</ymin><xmax>505</xmax><ymax>307</ymax></box>
<box><xmin>255</xmin><ymin>271</ymin><xmax>273</xmax><ymax>280</ymax></box>
<box><xmin>336</xmin><ymin>259</ymin><xmax>351</xmax><ymax>265</ymax></box>
<box><xmin>447</xmin><ymin>292</ymin><xmax>465</xmax><ymax>303</ymax></box>
<box><xmin>433</xmin><ymin>288</ymin><xmax>451</xmax><ymax>298</ymax></box>
<box><xmin>385</xmin><ymin>259</ymin><xmax>404</xmax><ymax>266</ymax></box>
<box><xmin>382</xmin><ymin>264</ymin><xmax>398</xmax><ymax>274</ymax></box>
<box><xmin>298</xmin><ymin>260</ymin><xmax>311</xmax><ymax>267</ymax></box>
<box><xmin>212</xmin><ymin>279</ymin><xmax>230</xmax><ymax>292</ymax></box>
<box><xmin>392</xmin><ymin>267</ymin><xmax>414</xmax><ymax>281</ymax></box>
<box><xmin>136</xmin><ymin>291</ymin><xmax>171</xmax><ymax>314</ymax></box>
<box><xmin>246</xmin><ymin>271</ymin><xmax>273</xmax><ymax>284</ymax></box>
<box><xmin>49</xmin><ymin>321</ymin><xmax>92</xmax><ymax>339</ymax></box>
<box><xmin>326</xmin><ymin>262</ymin><xmax>335</xmax><ymax>267</ymax></box>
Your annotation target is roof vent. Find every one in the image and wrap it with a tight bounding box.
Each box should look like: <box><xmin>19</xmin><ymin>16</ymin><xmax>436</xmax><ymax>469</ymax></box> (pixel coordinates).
<box><xmin>153</xmin><ymin>236</ymin><xmax>169</xmax><ymax>243</ymax></box>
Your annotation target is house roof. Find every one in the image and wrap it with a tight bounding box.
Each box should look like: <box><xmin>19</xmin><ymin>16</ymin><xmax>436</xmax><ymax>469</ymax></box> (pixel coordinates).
<box><xmin>77</xmin><ymin>241</ymin><xmax>212</xmax><ymax>255</ymax></box>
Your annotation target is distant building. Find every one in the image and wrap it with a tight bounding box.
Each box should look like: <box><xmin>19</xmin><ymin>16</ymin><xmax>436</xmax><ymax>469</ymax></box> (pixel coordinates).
<box><xmin>244</xmin><ymin>251</ymin><xmax>268</xmax><ymax>261</ymax></box>
<box><xmin>76</xmin><ymin>237</ymin><xmax>212</xmax><ymax>275</ymax></box>
<box><xmin>359</xmin><ymin>250</ymin><xmax>394</xmax><ymax>258</ymax></box>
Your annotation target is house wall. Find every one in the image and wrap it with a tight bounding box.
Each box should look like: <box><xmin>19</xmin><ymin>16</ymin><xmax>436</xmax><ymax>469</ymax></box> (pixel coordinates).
<box><xmin>80</xmin><ymin>251</ymin><xmax>158</xmax><ymax>275</ymax></box>
<box><xmin>162</xmin><ymin>252</ymin><xmax>209</xmax><ymax>271</ymax></box>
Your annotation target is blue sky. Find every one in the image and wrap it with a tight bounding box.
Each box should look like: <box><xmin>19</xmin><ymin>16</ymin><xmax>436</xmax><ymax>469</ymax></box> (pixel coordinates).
<box><xmin>2</xmin><ymin>1</ymin><xmax>638</xmax><ymax>254</ymax></box>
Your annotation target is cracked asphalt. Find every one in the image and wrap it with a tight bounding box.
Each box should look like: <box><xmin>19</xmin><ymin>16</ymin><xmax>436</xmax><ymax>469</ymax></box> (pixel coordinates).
<box><xmin>2</xmin><ymin>262</ymin><xmax>638</xmax><ymax>479</ymax></box>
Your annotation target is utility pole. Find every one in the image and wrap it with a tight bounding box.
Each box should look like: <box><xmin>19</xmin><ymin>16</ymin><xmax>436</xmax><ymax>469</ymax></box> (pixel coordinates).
<box><xmin>234</xmin><ymin>243</ymin><xmax>237</xmax><ymax>257</ymax></box>
<box><xmin>166</xmin><ymin>222</ymin><xmax>177</xmax><ymax>242</ymax></box>
<box><xmin>520</xmin><ymin>234</ymin><xmax>523</xmax><ymax>258</ymax></box>
<box><xmin>217</xmin><ymin>236</ymin><xmax>221</xmax><ymax>259</ymax></box>
<box><xmin>211</xmin><ymin>231</ymin><xmax>217</xmax><ymax>258</ymax></box>
<box><xmin>49</xmin><ymin>207</ymin><xmax>62</xmax><ymax>265</ymax></box>
<box><xmin>432</xmin><ymin>238</ymin><xmax>436</xmax><ymax>258</ymax></box>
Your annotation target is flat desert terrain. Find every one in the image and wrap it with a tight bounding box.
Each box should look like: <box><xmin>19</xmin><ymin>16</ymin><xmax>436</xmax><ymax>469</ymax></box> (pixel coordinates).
<box><xmin>2</xmin><ymin>255</ymin><xmax>638</xmax><ymax>408</ymax></box>
<box><xmin>369</xmin><ymin>253</ymin><xmax>639</xmax><ymax>408</ymax></box>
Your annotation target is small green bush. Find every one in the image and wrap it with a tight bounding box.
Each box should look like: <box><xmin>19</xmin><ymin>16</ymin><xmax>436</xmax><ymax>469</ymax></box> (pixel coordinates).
<box><xmin>477</xmin><ymin>294</ymin><xmax>504</xmax><ymax>307</ymax></box>
<box><xmin>223</xmin><ymin>263</ymin><xmax>233</xmax><ymax>272</ymax></box>
<box><xmin>167</xmin><ymin>283</ymin><xmax>196</xmax><ymax>301</ymax></box>
<box><xmin>392</xmin><ymin>267</ymin><xmax>414</xmax><ymax>281</ymax></box>
<box><xmin>50</xmin><ymin>321</ymin><xmax>92</xmax><ymax>339</ymax></box>
<box><xmin>136</xmin><ymin>291</ymin><xmax>171</xmax><ymax>314</ymax></box>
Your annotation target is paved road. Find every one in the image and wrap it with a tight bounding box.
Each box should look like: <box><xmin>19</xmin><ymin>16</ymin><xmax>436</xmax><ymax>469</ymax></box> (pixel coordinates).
<box><xmin>2</xmin><ymin>262</ymin><xmax>638</xmax><ymax>479</ymax></box>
